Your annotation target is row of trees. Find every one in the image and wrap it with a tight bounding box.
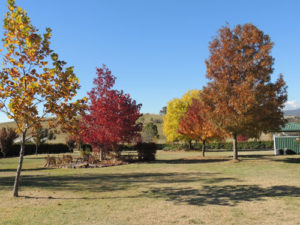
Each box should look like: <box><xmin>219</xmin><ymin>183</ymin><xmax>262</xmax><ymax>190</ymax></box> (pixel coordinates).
<box><xmin>163</xmin><ymin>23</ymin><xmax>287</xmax><ymax>159</ymax></box>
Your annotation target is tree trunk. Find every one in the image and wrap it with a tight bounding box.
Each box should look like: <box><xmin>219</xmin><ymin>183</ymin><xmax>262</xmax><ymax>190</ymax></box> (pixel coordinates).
<box><xmin>99</xmin><ymin>148</ymin><xmax>103</xmax><ymax>161</ymax></box>
<box><xmin>202</xmin><ymin>140</ymin><xmax>206</xmax><ymax>157</ymax></box>
<box><xmin>35</xmin><ymin>143</ymin><xmax>38</xmax><ymax>155</ymax></box>
<box><xmin>13</xmin><ymin>131</ymin><xmax>26</xmax><ymax>197</ymax></box>
<box><xmin>188</xmin><ymin>140</ymin><xmax>192</xmax><ymax>150</ymax></box>
<box><xmin>233</xmin><ymin>133</ymin><xmax>238</xmax><ymax>160</ymax></box>
<box><xmin>2</xmin><ymin>150</ymin><xmax>6</xmax><ymax>158</ymax></box>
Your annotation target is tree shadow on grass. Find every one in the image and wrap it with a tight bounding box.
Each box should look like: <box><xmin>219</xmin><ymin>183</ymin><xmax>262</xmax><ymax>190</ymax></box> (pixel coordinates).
<box><xmin>0</xmin><ymin>172</ymin><xmax>239</xmax><ymax>193</ymax></box>
<box><xmin>19</xmin><ymin>195</ymin><xmax>142</xmax><ymax>200</ymax></box>
<box><xmin>152</xmin><ymin>158</ymin><xmax>231</xmax><ymax>164</ymax></box>
<box><xmin>0</xmin><ymin>168</ymin><xmax>53</xmax><ymax>172</ymax></box>
<box><xmin>144</xmin><ymin>185</ymin><xmax>300</xmax><ymax>207</ymax></box>
<box><xmin>272</xmin><ymin>158</ymin><xmax>300</xmax><ymax>164</ymax></box>
<box><xmin>238</xmin><ymin>154</ymin><xmax>273</xmax><ymax>159</ymax></box>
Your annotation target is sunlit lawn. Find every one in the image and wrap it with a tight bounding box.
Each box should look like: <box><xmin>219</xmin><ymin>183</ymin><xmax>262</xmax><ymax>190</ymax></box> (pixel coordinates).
<box><xmin>1</xmin><ymin>150</ymin><xmax>300</xmax><ymax>225</ymax></box>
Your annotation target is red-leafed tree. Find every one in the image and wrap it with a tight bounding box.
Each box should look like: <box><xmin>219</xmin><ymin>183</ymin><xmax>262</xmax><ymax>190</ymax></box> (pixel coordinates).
<box><xmin>178</xmin><ymin>98</ymin><xmax>226</xmax><ymax>157</ymax></box>
<box><xmin>81</xmin><ymin>65</ymin><xmax>142</xmax><ymax>160</ymax></box>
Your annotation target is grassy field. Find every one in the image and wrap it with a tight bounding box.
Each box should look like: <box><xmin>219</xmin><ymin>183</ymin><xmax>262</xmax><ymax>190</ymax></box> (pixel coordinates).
<box><xmin>1</xmin><ymin>150</ymin><xmax>300</xmax><ymax>225</ymax></box>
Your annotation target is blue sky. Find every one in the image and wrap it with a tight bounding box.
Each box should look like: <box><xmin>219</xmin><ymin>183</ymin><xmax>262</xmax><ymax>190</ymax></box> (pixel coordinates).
<box><xmin>0</xmin><ymin>0</ymin><xmax>299</xmax><ymax>122</ymax></box>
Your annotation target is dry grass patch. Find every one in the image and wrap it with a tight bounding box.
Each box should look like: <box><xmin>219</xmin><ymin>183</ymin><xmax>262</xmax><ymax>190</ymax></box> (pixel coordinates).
<box><xmin>0</xmin><ymin>150</ymin><xmax>300</xmax><ymax>224</ymax></box>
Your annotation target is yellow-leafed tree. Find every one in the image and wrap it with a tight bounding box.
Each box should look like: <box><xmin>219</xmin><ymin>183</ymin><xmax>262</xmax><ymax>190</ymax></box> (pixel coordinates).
<box><xmin>163</xmin><ymin>89</ymin><xmax>201</xmax><ymax>147</ymax></box>
<box><xmin>0</xmin><ymin>0</ymin><xmax>86</xmax><ymax>197</ymax></box>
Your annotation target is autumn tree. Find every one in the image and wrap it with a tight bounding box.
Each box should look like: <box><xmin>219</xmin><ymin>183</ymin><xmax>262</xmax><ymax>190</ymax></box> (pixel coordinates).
<box><xmin>179</xmin><ymin>98</ymin><xmax>226</xmax><ymax>157</ymax></box>
<box><xmin>0</xmin><ymin>127</ymin><xmax>18</xmax><ymax>157</ymax></box>
<box><xmin>0</xmin><ymin>0</ymin><xmax>86</xmax><ymax>197</ymax></box>
<box><xmin>81</xmin><ymin>65</ymin><xmax>142</xmax><ymax>160</ymax></box>
<box><xmin>202</xmin><ymin>23</ymin><xmax>287</xmax><ymax>160</ymax></box>
<box><xmin>142</xmin><ymin>122</ymin><xmax>159</xmax><ymax>143</ymax></box>
<box><xmin>163</xmin><ymin>89</ymin><xmax>201</xmax><ymax>148</ymax></box>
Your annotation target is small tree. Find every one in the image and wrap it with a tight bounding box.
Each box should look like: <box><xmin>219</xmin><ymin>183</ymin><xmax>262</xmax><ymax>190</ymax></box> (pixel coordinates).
<box><xmin>202</xmin><ymin>23</ymin><xmax>287</xmax><ymax>160</ymax></box>
<box><xmin>66</xmin><ymin>135</ymin><xmax>76</xmax><ymax>152</ymax></box>
<box><xmin>81</xmin><ymin>65</ymin><xmax>142</xmax><ymax>160</ymax></box>
<box><xmin>32</xmin><ymin>127</ymin><xmax>56</xmax><ymax>154</ymax></box>
<box><xmin>142</xmin><ymin>122</ymin><xmax>159</xmax><ymax>143</ymax></box>
<box><xmin>178</xmin><ymin>98</ymin><xmax>226</xmax><ymax>157</ymax></box>
<box><xmin>0</xmin><ymin>128</ymin><xmax>18</xmax><ymax>157</ymax></box>
<box><xmin>0</xmin><ymin>0</ymin><xmax>86</xmax><ymax>197</ymax></box>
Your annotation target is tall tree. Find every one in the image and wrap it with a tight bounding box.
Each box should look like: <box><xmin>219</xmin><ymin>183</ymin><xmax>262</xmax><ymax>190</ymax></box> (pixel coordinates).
<box><xmin>0</xmin><ymin>0</ymin><xmax>86</xmax><ymax>197</ymax></box>
<box><xmin>202</xmin><ymin>23</ymin><xmax>287</xmax><ymax>160</ymax></box>
<box><xmin>178</xmin><ymin>98</ymin><xmax>226</xmax><ymax>157</ymax></box>
<box><xmin>163</xmin><ymin>89</ymin><xmax>201</xmax><ymax>148</ymax></box>
<box><xmin>81</xmin><ymin>65</ymin><xmax>142</xmax><ymax>160</ymax></box>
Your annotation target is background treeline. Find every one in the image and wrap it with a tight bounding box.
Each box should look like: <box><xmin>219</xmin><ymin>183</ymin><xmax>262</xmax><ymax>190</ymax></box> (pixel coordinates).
<box><xmin>120</xmin><ymin>141</ymin><xmax>273</xmax><ymax>151</ymax></box>
<box><xmin>159</xmin><ymin>141</ymin><xmax>273</xmax><ymax>151</ymax></box>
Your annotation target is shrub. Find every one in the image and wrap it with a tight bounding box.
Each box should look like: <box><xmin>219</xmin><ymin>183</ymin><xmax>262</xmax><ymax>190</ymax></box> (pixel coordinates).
<box><xmin>135</xmin><ymin>142</ymin><xmax>157</xmax><ymax>161</ymax></box>
<box><xmin>66</xmin><ymin>136</ymin><xmax>76</xmax><ymax>152</ymax></box>
<box><xmin>80</xmin><ymin>146</ymin><xmax>92</xmax><ymax>161</ymax></box>
<box><xmin>0</xmin><ymin>128</ymin><xmax>18</xmax><ymax>157</ymax></box>
<box><xmin>286</xmin><ymin>149</ymin><xmax>296</xmax><ymax>155</ymax></box>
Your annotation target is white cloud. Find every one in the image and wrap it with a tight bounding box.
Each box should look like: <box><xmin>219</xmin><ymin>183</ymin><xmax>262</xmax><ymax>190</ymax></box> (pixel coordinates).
<box><xmin>285</xmin><ymin>100</ymin><xmax>300</xmax><ymax>110</ymax></box>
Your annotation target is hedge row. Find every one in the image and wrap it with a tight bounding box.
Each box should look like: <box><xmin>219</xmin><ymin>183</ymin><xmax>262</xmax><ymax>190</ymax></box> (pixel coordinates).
<box><xmin>158</xmin><ymin>141</ymin><xmax>274</xmax><ymax>151</ymax></box>
<box><xmin>0</xmin><ymin>144</ymin><xmax>70</xmax><ymax>158</ymax></box>
<box><xmin>80</xmin><ymin>143</ymin><xmax>157</xmax><ymax>161</ymax></box>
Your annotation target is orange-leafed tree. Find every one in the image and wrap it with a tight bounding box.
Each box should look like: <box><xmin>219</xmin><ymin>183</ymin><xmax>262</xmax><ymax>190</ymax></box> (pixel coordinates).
<box><xmin>0</xmin><ymin>0</ymin><xmax>86</xmax><ymax>197</ymax></box>
<box><xmin>202</xmin><ymin>23</ymin><xmax>287</xmax><ymax>160</ymax></box>
<box><xmin>178</xmin><ymin>98</ymin><xmax>226</xmax><ymax>157</ymax></box>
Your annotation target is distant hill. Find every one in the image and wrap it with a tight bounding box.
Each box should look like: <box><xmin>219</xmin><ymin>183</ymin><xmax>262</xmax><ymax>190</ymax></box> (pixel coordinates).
<box><xmin>284</xmin><ymin>108</ymin><xmax>300</xmax><ymax>117</ymax></box>
<box><xmin>0</xmin><ymin>114</ymin><xmax>166</xmax><ymax>144</ymax></box>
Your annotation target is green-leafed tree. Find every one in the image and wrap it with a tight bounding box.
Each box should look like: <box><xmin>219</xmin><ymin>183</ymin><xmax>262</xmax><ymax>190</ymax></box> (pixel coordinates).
<box><xmin>142</xmin><ymin>122</ymin><xmax>159</xmax><ymax>143</ymax></box>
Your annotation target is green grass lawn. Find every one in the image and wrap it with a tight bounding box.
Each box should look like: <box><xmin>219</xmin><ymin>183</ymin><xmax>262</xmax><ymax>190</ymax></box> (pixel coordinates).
<box><xmin>1</xmin><ymin>150</ymin><xmax>300</xmax><ymax>225</ymax></box>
